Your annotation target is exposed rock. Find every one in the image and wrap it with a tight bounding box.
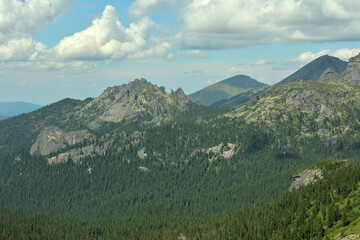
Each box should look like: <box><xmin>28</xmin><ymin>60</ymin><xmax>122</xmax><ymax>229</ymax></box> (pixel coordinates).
<box><xmin>334</xmin><ymin>234</ymin><xmax>360</xmax><ymax>240</ymax></box>
<box><xmin>46</xmin><ymin>141</ymin><xmax>111</xmax><ymax>165</ymax></box>
<box><xmin>223</xmin><ymin>143</ymin><xmax>236</xmax><ymax>159</ymax></box>
<box><xmin>319</xmin><ymin>68</ymin><xmax>341</xmax><ymax>82</ymax></box>
<box><xmin>289</xmin><ymin>169</ymin><xmax>323</xmax><ymax>191</ymax></box>
<box><xmin>204</xmin><ymin>143</ymin><xmax>237</xmax><ymax>160</ymax></box>
<box><xmin>30</xmin><ymin>127</ymin><xmax>91</xmax><ymax>157</ymax></box>
<box><xmin>205</xmin><ymin>143</ymin><xmax>223</xmax><ymax>154</ymax></box>
<box><xmin>48</xmin><ymin>152</ymin><xmax>70</xmax><ymax>165</ymax></box>
<box><xmin>137</xmin><ymin>148</ymin><xmax>147</xmax><ymax>159</ymax></box>
<box><xmin>342</xmin><ymin>53</ymin><xmax>360</xmax><ymax>83</ymax></box>
<box><xmin>138</xmin><ymin>166</ymin><xmax>149</xmax><ymax>172</ymax></box>
<box><xmin>78</xmin><ymin>78</ymin><xmax>193</xmax><ymax>125</ymax></box>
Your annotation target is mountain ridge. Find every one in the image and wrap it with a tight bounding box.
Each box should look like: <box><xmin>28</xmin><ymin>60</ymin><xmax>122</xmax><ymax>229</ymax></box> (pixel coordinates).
<box><xmin>0</xmin><ymin>101</ymin><xmax>42</xmax><ymax>117</ymax></box>
<box><xmin>214</xmin><ymin>55</ymin><xmax>349</xmax><ymax>107</ymax></box>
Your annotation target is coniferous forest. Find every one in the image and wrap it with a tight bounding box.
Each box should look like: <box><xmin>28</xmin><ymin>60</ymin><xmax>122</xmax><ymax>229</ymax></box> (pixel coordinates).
<box><xmin>2</xmin><ymin>54</ymin><xmax>360</xmax><ymax>239</ymax></box>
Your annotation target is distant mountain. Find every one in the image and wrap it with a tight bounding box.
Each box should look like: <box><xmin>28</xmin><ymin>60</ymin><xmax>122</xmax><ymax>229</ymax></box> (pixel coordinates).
<box><xmin>214</xmin><ymin>55</ymin><xmax>348</xmax><ymax>107</ymax></box>
<box><xmin>190</xmin><ymin>75</ymin><xmax>266</xmax><ymax>106</ymax></box>
<box><xmin>0</xmin><ymin>114</ymin><xmax>7</xmax><ymax>120</ymax></box>
<box><xmin>0</xmin><ymin>101</ymin><xmax>42</xmax><ymax>117</ymax></box>
<box><xmin>275</xmin><ymin>55</ymin><xmax>347</xmax><ymax>86</ymax></box>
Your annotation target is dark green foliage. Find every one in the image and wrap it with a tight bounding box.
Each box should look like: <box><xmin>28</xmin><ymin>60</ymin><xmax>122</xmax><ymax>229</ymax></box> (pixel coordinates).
<box><xmin>2</xmin><ymin>160</ymin><xmax>360</xmax><ymax>239</ymax></box>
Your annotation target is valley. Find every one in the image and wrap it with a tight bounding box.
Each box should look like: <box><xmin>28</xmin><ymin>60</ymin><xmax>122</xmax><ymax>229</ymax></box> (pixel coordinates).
<box><xmin>1</xmin><ymin>53</ymin><xmax>360</xmax><ymax>239</ymax></box>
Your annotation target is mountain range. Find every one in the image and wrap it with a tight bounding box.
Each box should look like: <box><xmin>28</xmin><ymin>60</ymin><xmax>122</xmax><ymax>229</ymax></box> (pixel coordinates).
<box><xmin>1</xmin><ymin>53</ymin><xmax>360</xmax><ymax>239</ymax></box>
<box><xmin>0</xmin><ymin>101</ymin><xmax>42</xmax><ymax>118</ymax></box>
<box><xmin>212</xmin><ymin>55</ymin><xmax>349</xmax><ymax>107</ymax></box>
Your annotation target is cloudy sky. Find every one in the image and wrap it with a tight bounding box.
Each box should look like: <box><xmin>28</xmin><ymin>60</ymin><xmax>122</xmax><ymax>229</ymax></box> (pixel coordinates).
<box><xmin>1</xmin><ymin>0</ymin><xmax>360</xmax><ymax>104</ymax></box>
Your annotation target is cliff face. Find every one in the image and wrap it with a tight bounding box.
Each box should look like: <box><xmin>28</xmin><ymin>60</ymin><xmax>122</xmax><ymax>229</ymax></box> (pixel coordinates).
<box><xmin>341</xmin><ymin>53</ymin><xmax>360</xmax><ymax>83</ymax></box>
<box><xmin>289</xmin><ymin>169</ymin><xmax>323</xmax><ymax>191</ymax></box>
<box><xmin>30</xmin><ymin>127</ymin><xmax>91</xmax><ymax>157</ymax></box>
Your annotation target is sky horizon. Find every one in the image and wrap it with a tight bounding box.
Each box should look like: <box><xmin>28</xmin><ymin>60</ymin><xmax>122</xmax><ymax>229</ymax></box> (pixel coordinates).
<box><xmin>1</xmin><ymin>0</ymin><xmax>360</xmax><ymax>105</ymax></box>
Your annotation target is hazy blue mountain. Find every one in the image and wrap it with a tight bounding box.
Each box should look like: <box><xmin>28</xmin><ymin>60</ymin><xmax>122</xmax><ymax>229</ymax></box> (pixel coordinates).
<box><xmin>0</xmin><ymin>114</ymin><xmax>7</xmax><ymax>120</ymax></box>
<box><xmin>0</xmin><ymin>101</ymin><xmax>42</xmax><ymax>117</ymax></box>
<box><xmin>190</xmin><ymin>75</ymin><xmax>266</xmax><ymax>106</ymax></box>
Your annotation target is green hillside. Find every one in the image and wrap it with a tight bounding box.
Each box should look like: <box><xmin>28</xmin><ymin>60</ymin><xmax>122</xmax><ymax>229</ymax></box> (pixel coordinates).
<box><xmin>190</xmin><ymin>74</ymin><xmax>266</xmax><ymax>106</ymax></box>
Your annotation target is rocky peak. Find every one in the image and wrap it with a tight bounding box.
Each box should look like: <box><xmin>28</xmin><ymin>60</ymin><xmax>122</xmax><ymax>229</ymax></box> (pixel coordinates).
<box><xmin>79</xmin><ymin>78</ymin><xmax>194</xmax><ymax>125</ymax></box>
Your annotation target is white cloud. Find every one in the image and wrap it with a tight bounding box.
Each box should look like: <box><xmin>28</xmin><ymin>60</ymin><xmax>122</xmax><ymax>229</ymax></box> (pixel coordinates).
<box><xmin>183</xmin><ymin>50</ymin><xmax>208</xmax><ymax>58</ymax></box>
<box><xmin>179</xmin><ymin>0</ymin><xmax>360</xmax><ymax>49</ymax></box>
<box><xmin>332</xmin><ymin>48</ymin><xmax>360</xmax><ymax>60</ymax></box>
<box><xmin>253</xmin><ymin>59</ymin><xmax>267</xmax><ymax>65</ymax></box>
<box><xmin>128</xmin><ymin>42</ymin><xmax>172</xmax><ymax>59</ymax></box>
<box><xmin>128</xmin><ymin>0</ymin><xmax>175</xmax><ymax>20</ymax></box>
<box><xmin>0</xmin><ymin>38</ymin><xmax>47</xmax><ymax>61</ymax></box>
<box><xmin>0</xmin><ymin>4</ymin><xmax>175</xmax><ymax>67</ymax></box>
<box><xmin>292</xmin><ymin>50</ymin><xmax>331</xmax><ymax>62</ymax></box>
<box><xmin>52</xmin><ymin>6</ymin><xmax>153</xmax><ymax>60</ymax></box>
<box><xmin>0</xmin><ymin>0</ymin><xmax>74</xmax><ymax>42</ymax></box>
<box><xmin>228</xmin><ymin>61</ymin><xmax>296</xmax><ymax>84</ymax></box>
<box><xmin>293</xmin><ymin>48</ymin><xmax>360</xmax><ymax>62</ymax></box>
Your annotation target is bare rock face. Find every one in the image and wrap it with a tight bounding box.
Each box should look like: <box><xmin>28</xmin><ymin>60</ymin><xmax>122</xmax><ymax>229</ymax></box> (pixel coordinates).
<box><xmin>342</xmin><ymin>53</ymin><xmax>360</xmax><ymax>83</ymax></box>
<box><xmin>46</xmin><ymin>142</ymin><xmax>111</xmax><ymax>165</ymax></box>
<box><xmin>79</xmin><ymin>78</ymin><xmax>193</xmax><ymax>125</ymax></box>
<box><xmin>137</xmin><ymin>148</ymin><xmax>147</xmax><ymax>159</ymax></box>
<box><xmin>289</xmin><ymin>169</ymin><xmax>323</xmax><ymax>191</ymax></box>
<box><xmin>319</xmin><ymin>68</ymin><xmax>341</xmax><ymax>83</ymax></box>
<box><xmin>204</xmin><ymin>143</ymin><xmax>237</xmax><ymax>161</ymax></box>
<box><xmin>30</xmin><ymin>127</ymin><xmax>91</xmax><ymax>157</ymax></box>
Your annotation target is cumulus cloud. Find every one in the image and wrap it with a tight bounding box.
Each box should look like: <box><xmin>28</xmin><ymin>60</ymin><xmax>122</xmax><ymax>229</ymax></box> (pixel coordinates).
<box><xmin>293</xmin><ymin>48</ymin><xmax>360</xmax><ymax>62</ymax></box>
<box><xmin>0</xmin><ymin>0</ymin><xmax>74</xmax><ymax>42</ymax></box>
<box><xmin>0</xmin><ymin>38</ymin><xmax>46</xmax><ymax>61</ymax></box>
<box><xmin>179</xmin><ymin>0</ymin><xmax>360</xmax><ymax>49</ymax></box>
<box><xmin>0</xmin><ymin>0</ymin><xmax>74</xmax><ymax>63</ymax></box>
<box><xmin>0</xmin><ymin>4</ymin><xmax>174</xmax><ymax>66</ymax></box>
<box><xmin>128</xmin><ymin>0</ymin><xmax>175</xmax><ymax>20</ymax></box>
<box><xmin>52</xmin><ymin>6</ymin><xmax>155</xmax><ymax>60</ymax></box>
<box><xmin>52</xmin><ymin>5</ymin><xmax>173</xmax><ymax>61</ymax></box>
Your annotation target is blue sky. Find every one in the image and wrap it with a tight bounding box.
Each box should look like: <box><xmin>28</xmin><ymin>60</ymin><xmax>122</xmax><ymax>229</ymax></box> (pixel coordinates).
<box><xmin>1</xmin><ymin>0</ymin><xmax>360</xmax><ymax>105</ymax></box>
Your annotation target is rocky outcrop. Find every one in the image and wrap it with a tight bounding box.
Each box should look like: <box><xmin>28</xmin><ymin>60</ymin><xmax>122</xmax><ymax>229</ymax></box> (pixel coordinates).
<box><xmin>342</xmin><ymin>53</ymin><xmax>360</xmax><ymax>83</ymax></box>
<box><xmin>46</xmin><ymin>142</ymin><xmax>111</xmax><ymax>165</ymax></box>
<box><xmin>78</xmin><ymin>78</ymin><xmax>193</xmax><ymax>125</ymax></box>
<box><xmin>204</xmin><ymin>143</ymin><xmax>237</xmax><ymax>161</ymax></box>
<box><xmin>319</xmin><ymin>68</ymin><xmax>341</xmax><ymax>83</ymax></box>
<box><xmin>30</xmin><ymin>127</ymin><xmax>91</xmax><ymax>157</ymax></box>
<box><xmin>289</xmin><ymin>169</ymin><xmax>323</xmax><ymax>191</ymax></box>
<box><xmin>137</xmin><ymin>148</ymin><xmax>147</xmax><ymax>159</ymax></box>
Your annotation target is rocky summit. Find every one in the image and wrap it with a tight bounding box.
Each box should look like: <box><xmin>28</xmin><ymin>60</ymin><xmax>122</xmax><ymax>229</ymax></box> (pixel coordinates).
<box><xmin>77</xmin><ymin>78</ymin><xmax>193</xmax><ymax>127</ymax></box>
